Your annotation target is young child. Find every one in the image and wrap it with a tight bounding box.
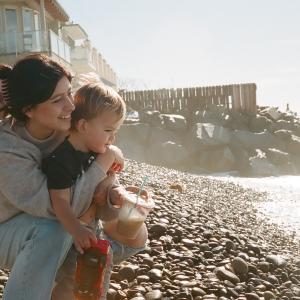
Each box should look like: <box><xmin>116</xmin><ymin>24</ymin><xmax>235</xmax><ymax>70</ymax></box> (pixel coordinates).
<box><xmin>42</xmin><ymin>83</ymin><xmax>126</xmax><ymax>254</ymax></box>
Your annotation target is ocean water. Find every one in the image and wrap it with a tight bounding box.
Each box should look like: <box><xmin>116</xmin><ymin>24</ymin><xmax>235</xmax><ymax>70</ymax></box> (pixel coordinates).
<box><xmin>209</xmin><ymin>175</ymin><xmax>300</xmax><ymax>237</ymax></box>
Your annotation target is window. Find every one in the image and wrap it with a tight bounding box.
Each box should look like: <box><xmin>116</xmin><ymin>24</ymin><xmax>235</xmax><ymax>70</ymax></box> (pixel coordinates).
<box><xmin>5</xmin><ymin>8</ymin><xmax>18</xmax><ymax>53</ymax></box>
<box><xmin>22</xmin><ymin>9</ymin><xmax>33</xmax><ymax>32</ymax></box>
<box><xmin>22</xmin><ymin>8</ymin><xmax>43</xmax><ymax>52</ymax></box>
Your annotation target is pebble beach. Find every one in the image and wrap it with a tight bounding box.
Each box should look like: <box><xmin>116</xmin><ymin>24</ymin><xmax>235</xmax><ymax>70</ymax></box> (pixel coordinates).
<box><xmin>1</xmin><ymin>160</ymin><xmax>300</xmax><ymax>300</ymax></box>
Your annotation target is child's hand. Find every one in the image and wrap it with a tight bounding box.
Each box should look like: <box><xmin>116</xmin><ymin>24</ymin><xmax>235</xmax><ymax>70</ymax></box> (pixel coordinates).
<box><xmin>95</xmin><ymin>145</ymin><xmax>124</xmax><ymax>173</ymax></box>
<box><xmin>73</xmin><ymin>225</ymin><xmax>97</xmax><ymax>254</ymax></box>
<box><xmin>108</xmin><ymin>145</ymin><xmax>124</xmax><ymax>172</ymax></box>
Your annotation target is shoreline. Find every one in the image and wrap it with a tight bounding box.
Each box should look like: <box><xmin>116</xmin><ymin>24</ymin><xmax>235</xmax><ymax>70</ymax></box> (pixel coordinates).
<box><xmin>206</xmin><ymin>174</ymin><xmax>300</xmax><ymax>237</ymax></box>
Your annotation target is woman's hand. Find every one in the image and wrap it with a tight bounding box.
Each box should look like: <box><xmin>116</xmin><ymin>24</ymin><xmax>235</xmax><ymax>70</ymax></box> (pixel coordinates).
<box><xmin>109</xmin><ymin>185</ymin><xmax>149</xmax><ymax>207</ymax></box>
<box><xmin>125</xmin><ymin>186</ymin><xmax>148</xmax><ymax>198</ymax></box>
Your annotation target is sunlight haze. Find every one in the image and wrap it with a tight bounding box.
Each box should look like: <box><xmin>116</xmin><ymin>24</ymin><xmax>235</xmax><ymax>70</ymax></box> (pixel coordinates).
<box><xmin>59</xmin><ymin>0</ymin><xmax>300</xmax><ymax>113</ymax></box>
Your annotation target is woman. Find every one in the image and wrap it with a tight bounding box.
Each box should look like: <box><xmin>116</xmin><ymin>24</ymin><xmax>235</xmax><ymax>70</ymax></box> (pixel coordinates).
<box><xmin>0</xmin><ymin>54</ymin><xmax>148</xmax><ymax>300</ymax></box>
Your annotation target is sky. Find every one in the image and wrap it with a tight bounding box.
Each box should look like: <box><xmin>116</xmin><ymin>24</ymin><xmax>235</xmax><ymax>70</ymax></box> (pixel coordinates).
<box><xmin>59</xmin><ymin>0</ymin><xmax>300</xmax><ymax>113</ymax></box>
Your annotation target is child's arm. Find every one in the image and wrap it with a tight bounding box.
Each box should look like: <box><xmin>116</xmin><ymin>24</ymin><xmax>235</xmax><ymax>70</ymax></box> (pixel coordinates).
<box><xmin>95</xmin><ymin>145</ymin><xmax>124</xmax><ymax>173</ymax></box>
<box><xmin>49</xmin><ymin>189</ymin><xmax>97</xmax><ymax>254</ymax></box>
<box><xmin>93</xmin><ymin>171</ymin><xmax>116</xmax><ymax>206</ymax></box>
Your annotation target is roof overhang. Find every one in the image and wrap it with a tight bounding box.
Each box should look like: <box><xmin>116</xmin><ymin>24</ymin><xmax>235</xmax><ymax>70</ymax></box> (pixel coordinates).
<box><xmin>62</xmin><ymin>24</ymin><xmax>88</xmax><ymax>40</ymax></box>
<box><xmin>35</xmin><ymin>0</ymin><xmax>69</xmax><ymax>22</ymax></box>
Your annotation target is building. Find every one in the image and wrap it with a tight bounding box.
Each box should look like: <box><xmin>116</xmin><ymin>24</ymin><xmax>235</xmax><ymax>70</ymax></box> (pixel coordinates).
<box><xmin>0</xmin><ymin>0</ymin><xmax>117</xmax><ymax>88</ymax></box>
<box><xmin>62</xmin><ymin>23</ymin><xmax>117</xmax><ymax>86</ymax></box>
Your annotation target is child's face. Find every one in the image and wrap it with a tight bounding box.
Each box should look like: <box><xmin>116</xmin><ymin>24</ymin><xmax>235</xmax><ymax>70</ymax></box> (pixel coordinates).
<box><xmin>83</xmin><ymin>111</ymin><xmax>123</xmax><ymax>153</ymax></box>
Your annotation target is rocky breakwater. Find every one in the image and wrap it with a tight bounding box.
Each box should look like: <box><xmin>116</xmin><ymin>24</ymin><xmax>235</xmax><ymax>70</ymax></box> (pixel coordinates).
<box><xmin>117</xmin><ymin>105</ymin><xmax>300</xmax><ymax>176</ymax></box>
<box><xmin>1</xmin><ymin>161</ymin><xmax>300</xmax><ymax>299</ymax></box>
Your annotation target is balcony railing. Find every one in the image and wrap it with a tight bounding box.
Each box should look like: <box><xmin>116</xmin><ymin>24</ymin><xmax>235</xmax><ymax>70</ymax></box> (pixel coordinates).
<box><xmin>0</xmin><ymin>30</ymin><xmax>71</xmax><ymax>63</ymax></box>
<box><xmin>49</xmin><ymin>30</ymin><xmax>71</xmax><ymax>63</ymax></box>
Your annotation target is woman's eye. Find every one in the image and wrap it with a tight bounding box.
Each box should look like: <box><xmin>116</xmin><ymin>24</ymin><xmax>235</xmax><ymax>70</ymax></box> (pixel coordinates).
<box><xmin>52</xmin><ymin>98</ymin><xmax>62</xmax><ymax>103</ymax></box>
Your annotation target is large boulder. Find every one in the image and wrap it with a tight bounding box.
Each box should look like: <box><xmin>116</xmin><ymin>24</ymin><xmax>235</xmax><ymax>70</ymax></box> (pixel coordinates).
<box><xmin>117</xmin><ymin>141</ymin><xmax>147</xmax><ymax>162</ymax></box>
<box><xmin>249</xmin><ymin>115</ymin><xmax>272</xmax><ymax>133</ymax></box>
<box><xmin>259</xmin><ymin>107</ymin><xmax>282</xmax><ymax>121</ymax></box>
<box><xmin>118</xmin><ymin>123</ymin><xmax>151</xmax><ymax>145</ymax></box>
<box><xmin>139</xmin><ymin>110</ymin><xmax>162</xmax><ymax>126</ymax></box>
<box><xmin>213</xmin><ymin>147</ymin><xmax>235</xmax><ymax>171</ymax></box>
<box><xmin>281</xmin><ymin>111</ymin><xmax>299</xmax><ymax>122</ymax></box>
<box><xmin>269</xmin><ymin>120</ymin><xmax>298</xmax><ymax>133</ymax></box>
<box><xmin>228</xmin><ymin>140</ymin><xmax>251</xmax><ymax>175</ymax></box>
<box><xmin>116</xmin><ymin>123</ymin><xmax>151</xmax><ymax>162</ymax></box>
<box><xmin>265</xmin><ymin>148</ymin><xmax>290</xmax><ymax>165</ymax></box>
<box><xmin>285</xmin><ymin>135</ymin><xmax>300</xmax><ymax>154</ymax></box>
<box><xmin>292</xmin><ymin>124</ymin><xmax>300</xmax><ymax>137</ymax></box>
<box><xmin>146</xmin><ymin>141</ymin><xmax>188</xmax><ymax>167</ymax></box>
<box><xmin>147</xmin><ymin>126</ymin><xmax>182</xmax><ymax>145</ymax></box>
<box><xmin>249</xmin><ymin>151</ymin><xmax>279</xmax><ymax>176</ymax></box>
<box><xmin>186</xmin><ymin>123</ymin><xmax>232</xmax><ymax>152</ymax></box>
<box><xmin>228</xmin><ymin>111</ymin><xmax>250</xmax><ymax>130</ymax></box>
<box><xmin>274</xmin><ymin>129</ymin><xmax>293</xmax><ymax>140</ymax></box>
<box><xmin>193</xmin><ymin>110</ymin><xmax>226</xmax><ymax>126</ymax></box>
<box><xmin>233</xmin><ymin>130</ymin><xmax>285</xmax><ymax>152</ymax></box>
<box><xmin>161</xmin><ymin>114</ymin><xmax>187</xmax><ymax>133</ymax></box>
<box><xmin>290</xmin><ymin>154</ymin><xmax>300</xmax><ymax>173</ymax></box>
<box><xmin>195</xmin><ymin>146</ymin><xmax>235</xmax><ymax>172</ymax></box>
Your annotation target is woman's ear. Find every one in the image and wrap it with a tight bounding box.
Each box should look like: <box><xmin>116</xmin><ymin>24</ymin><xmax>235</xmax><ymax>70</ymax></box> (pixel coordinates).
<box><xmin>22</xmin><ymin>106</ymin><xmax>33</xmax><ymax>119</ymax></box>
<box><xmin>76</xmin><ymin>119</ymin><xmax>88</xmax><ymax>133</ymax></box>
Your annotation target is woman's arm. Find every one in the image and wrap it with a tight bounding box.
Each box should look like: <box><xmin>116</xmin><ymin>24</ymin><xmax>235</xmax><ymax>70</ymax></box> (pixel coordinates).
<box><xmin>0</xmin><ymin>129</ymin><xmax>124</xmax><ymax>221</ymax></box>
<box><xmin>0</xmin><ymin>149</ymin><xmax>106</xmax><ymax>221</ymax></box>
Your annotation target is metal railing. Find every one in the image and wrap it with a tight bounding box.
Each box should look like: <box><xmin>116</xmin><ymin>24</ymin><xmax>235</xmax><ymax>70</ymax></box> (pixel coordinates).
<box><xmin>0</xmin><ymin>30</ymin><xmax>71</xmax><ymax>63</ymax></box>
<box><xmin>49</xmin><ymin>30</ymin><xmax>71</xmax><ymax>63</ymax></box>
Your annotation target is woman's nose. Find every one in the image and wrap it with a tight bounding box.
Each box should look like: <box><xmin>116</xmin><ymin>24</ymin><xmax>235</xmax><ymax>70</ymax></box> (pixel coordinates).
<box><xmin>66</xmin><ymin>95</ymin><xmax>75</xmax><ymax>111</ymax></box>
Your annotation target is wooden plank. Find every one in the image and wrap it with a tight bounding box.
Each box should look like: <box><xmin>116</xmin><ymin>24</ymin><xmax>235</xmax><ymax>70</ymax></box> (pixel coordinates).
<box><xmin>219</xmin><ymin>86</ymin><xmax>225</xmax><ymax>105</ymax></box>
<box><xmin>165</xmin><ymin>89</ymin><xmax>171</xmax><ymax>113</ymax></box>
<box><xmin>212</xmin><ymin>86</ymin><xmax>218</xmax><ymax>105</ymax></box>
<box><xmin>170</xmin><ymin>88</ymin><xmax>176</xmax><ymax>112</ymax></box>
<box><xmin>240</xmin><ymin>84</ymin><xmax>246</xmax><ymax>112</ymax></box>
<box><xmin>245</xmin><ymin>84</ymin><xmax>251</xmax><ymax>112</ymax></box>
<box><xmin>181</xmin><ymin>88</ymin><xmax>188</xmax><ymax>111</ymax></box>
<box><xmin>176</xmin><ymin>88</ymin><xmax>181</xmax><ymax>112</ymax></box>
<box><xmin>252</xmin><ymin>83</ymin><xmax>257</xmax><ymax>113</ymax></box>
<box><xmin>231</xmin><ymin>85</ymin><xmax>241</xmax><ymax>111</ymax></box>
<box><xmin>199</xmin><ymin>87</ymin><xmax>206</xmax><ymax>110</ymax></box>
<box><xmin>155</xmin><ymin>89</ymin><xmax>161</xmax><ymax>112</ymax></box>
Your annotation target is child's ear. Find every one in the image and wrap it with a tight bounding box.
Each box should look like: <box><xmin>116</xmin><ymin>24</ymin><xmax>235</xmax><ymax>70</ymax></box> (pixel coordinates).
<box><xmin>76</xmin><ymin>119</ymin><xmax>88</xmax><ymax>133</ymax></box>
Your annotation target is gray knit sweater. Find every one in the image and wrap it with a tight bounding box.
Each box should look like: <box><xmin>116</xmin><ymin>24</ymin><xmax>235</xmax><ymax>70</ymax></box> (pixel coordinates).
<box><xmin>0</xmin><ymin>120</ymin><xmax>118</xmax><ymax>223</ymax></box>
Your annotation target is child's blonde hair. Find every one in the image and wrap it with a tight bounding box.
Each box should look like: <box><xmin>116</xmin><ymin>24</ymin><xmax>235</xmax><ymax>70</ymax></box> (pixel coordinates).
<box><xmin>71</xmin><ymin>83</ymin><xmax>126</xmax><ymax>130</ymax></box>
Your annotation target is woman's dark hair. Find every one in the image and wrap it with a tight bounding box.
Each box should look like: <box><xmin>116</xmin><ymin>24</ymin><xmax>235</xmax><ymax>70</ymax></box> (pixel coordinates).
<box><xmin>0</xmin><ymin>53</ymin><xmax>72</xmax><ymax>122</ymax></box>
